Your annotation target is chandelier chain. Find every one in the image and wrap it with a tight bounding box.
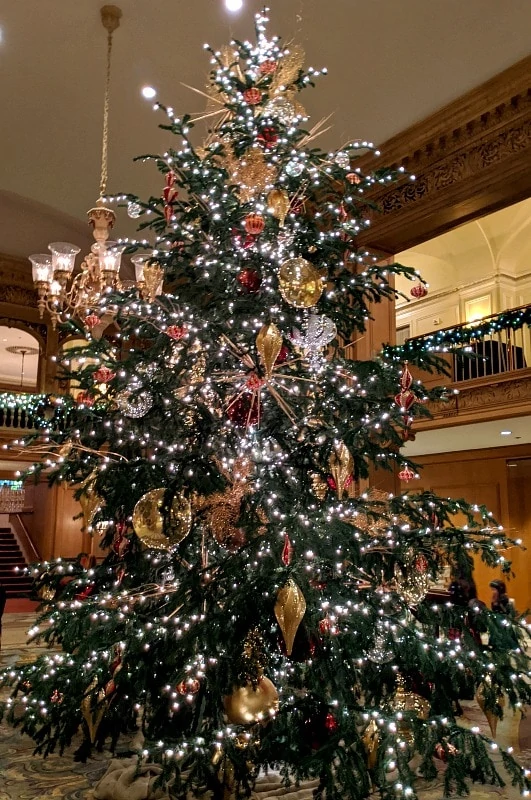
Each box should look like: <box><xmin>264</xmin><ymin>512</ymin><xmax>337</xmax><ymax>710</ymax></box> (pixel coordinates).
<box><xmin>99</xmin><ymin>28</ymin><xmax>114</xmax><ymax>199</ymax></box>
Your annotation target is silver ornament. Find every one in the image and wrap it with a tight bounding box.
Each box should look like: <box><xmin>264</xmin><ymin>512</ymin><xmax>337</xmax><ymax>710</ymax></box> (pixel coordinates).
<box><xmin>334</xmin><ymin>151</ymin><xmax>350</xmax><ymax>170</ymax></box>
<box><xmin>127</xmin><ymin>201</ymin><xmax>143</xmax><ymax>219</ymax></box>
<box><xmin>291</xmin><ymin>313</ymin><xmax>337</xmax><ymax>352</ymax></box>
<box><xmin>285</xmin><ymin>160</ymin><xmax>305</xmax><ymax>177</ymax></box>
<box><xmin>264</xmin><ymin>96</ymin><xmax>296</xmax><ymax>125</ymax></box>
<box><xmin>366</xmin><ymin>620</ymin><xmax>393</xmax><ymax>664</ymax></box>
<box><xmin>116</xmin><ymin>378</ymin><xmax>153</xmax><ymax>418</ymax></box>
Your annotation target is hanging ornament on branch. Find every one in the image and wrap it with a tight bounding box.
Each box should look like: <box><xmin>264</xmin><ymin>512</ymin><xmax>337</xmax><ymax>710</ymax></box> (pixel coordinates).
<box><xmin>267</xmin><ymin>187</ymin><xmax>290</xmax><ymax>227</ymax></box>
<box><xmin>223</xmin><ymin>677</ymin><xmax>279</xmax><ymax>725</ymax></box>
<box><xmin>292</xmin><ymin>312</ymin><xmax>336</xmax><ymax>370</ymax></box>
<box><xmin>116</xmin><ymin>376</ymin><xmax>153</xmax><ymax>419</ymax></box>
<box><xmin>79</xmin><ymin>472</ymin><xmax>102</xmax><ymax>531</ymax></box>
<box><xmin>328</xmin><ymin>441</ymin><xmax>354</xmax><ymax>500</ymax></box>
<box><xmin>274</xmin><ymin>578</ymin><xmax>306</xmax><ymax>656</ymax></box>
<box><xmin>389</xmin><ymin>673</ymin><xmax>430</xmax><ymax>745</ymax></box>
<box><xmin>278</xmin><ymin>257</ymin><xmax>325</xmax><ymax>308</ymax></box>
<box><xmin>132</xmin><ymin>488</ymin><xmax>192</xmax><ymax>550</ymax></box>
<box><xmin>476</xmin><ymin>678</ymin><xmax>505</xmax><ymax>738</ymax></box>
<box><xmin>162</xmin><ymin>171</ymin><xmax>178</xmax><ymax>224</ymax></box>
<box><xmin>394</xmin><ymin>550</ymin><xmax>431</xmax><ymax>605</ymax></box>
<box><xmin>256</xmin><ymin>322</ymin><xmax>283</xmax><ymax>378</ymax></box>
<box><xmin>394</xmin><ymin>363</ymin><xmax>417</xmax><ymax>437</ymax></box>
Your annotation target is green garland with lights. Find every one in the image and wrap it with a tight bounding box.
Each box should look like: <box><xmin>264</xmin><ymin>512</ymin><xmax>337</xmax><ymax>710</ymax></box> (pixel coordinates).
<box><xmin>2</xmin><ymin>12</ymin><xmax>531</xmax><ymax>800</ymax></box>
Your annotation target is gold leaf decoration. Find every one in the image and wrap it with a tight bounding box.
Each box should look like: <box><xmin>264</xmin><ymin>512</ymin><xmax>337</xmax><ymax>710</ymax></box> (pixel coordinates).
<box><xmin>267</xmin><ymin>188</ymin><xmax>290</xmax><ymax>227</ymax></box>
<box><xmin>310</xmin><ymin>471</ymin><xmax>328</xmax><ymax>501</ymax></box>
<box><xmin>274</xmin><ymin>578</ymin><xmax>306</xmax><ymax>656</ymax></box>
<box><xmin>230</xmin><ymin>149</ymin><xmax>277</xmax><ymax>203</ymax></box>
<box><xmin>328</xmin><ymin>441</ymin><xmax>354</xmax><ymax>500</ymax></box>
<box><xmin>256</xmin><ymin>323</ymin><xmax>283</xmax><ymax>378</ymax></box>
<box><xmin>270</xmin><ymin>45</ymin><xmax>305</xmax><ymax>94</ymax></box>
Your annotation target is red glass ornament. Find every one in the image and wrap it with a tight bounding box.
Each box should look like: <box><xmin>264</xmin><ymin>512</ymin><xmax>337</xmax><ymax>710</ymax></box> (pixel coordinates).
<box><xmin>324</xmin><ymin>712</ymin><xmax>338</xmax><ymax>732</ymax></box>
<box><xmin>244</xmin><ymin>213</ymin><xmax>265</xmax><ymax>235</ymax></box>
<box><xmin>257</xmin><ymin>127</ymin><xmax>278</xmax><ymax>148</ymax></box>
<box><xmin>93</xmin><ymin>366</ymin><xmax>115</xmax><ymax>384</ymax></box>
<box><xmin>398</xmin><ymin>465</ymin><xmax>416</xmax><ymax>483</ymax></box>
<box><xmin>415</xmin><ymin>554</ymin><xmax>429</xmax><ymax>574</ymax></box>
<box><xmin>76</xmin><ymin>391</ymin><xmax>94</xmax><ymax>407</ymax></box>
<box><xmin>346</xmin><ymin>172</ymin><xmax>361</xmax><ymax>185</ymax></box>
<box><xmin>176</xmin><ymin>679</ymin><xmax>200</xmax><ymax>695</ymax></box>
<box><xmin>105</xmin><ymin>679</ymin><xmax>117</xmax><ymax>697</ymax></box>
<box><xmin>275</xmin><ymin>345</ymin><xmax>289</xmax><ymax>364</ymax></box>
<box><xmin>166</xmin><ymin>325</ymin><xmax>188</xmax><ymax>340</ymax></box>
<box><xmin>165</xmin><ymin>171</ymin><xmax>176</xmax><ymax>188</ymax></box>
<box><xmin>410</xmin><ymin>282</ymin><xmax>428</xmax><ymax>299</ymax></box>
<box><xmin>84</xmin><ymin>314</ymin><xmax>100</xmax><ymax>330</ymax></box>
<box><xmin>162</xmin><ymin>185</ymin><xmax>179</xmax><ymax>205</ymax></box>
<box><xmin>259</xmin><ymin>60</ymin><xmax>277</xmax><ymax>75</ymax></box>
<box><xmin>226</xmin><ymin>394</ymin><xmax>259</xmax><ymax>427</ymax></box>
<box><xmin>75</xmin><ymin>585</ymin><xmax>94</xmax><ymax>601</ymax></box>
<box><xmin>281</xmin><ymin>534</ymin><xmax>293</xmax><ymax>566</ymax></box>
<box><xmin>243</xmin><ymin>87</ymin><xmax>262</xmax><ymax>105</ymax></box>
<box><xmin>237</xmin><ymin>268</ymin><xmax>261</xmax><ymax>293</ymax></box>
<box><xmin>50</xmin><ymin>689</ymin><xmax>64</xmax><ymax>704</ymax></box>
<box><xmin>318</xmin><ymin>617</ymin><xmax>331</xmax><ymax>635</ymax></box>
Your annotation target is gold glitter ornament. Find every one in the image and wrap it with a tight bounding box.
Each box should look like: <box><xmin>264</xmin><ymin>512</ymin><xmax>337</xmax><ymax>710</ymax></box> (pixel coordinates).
<box><xmin>476</xmin><ymin>679</ymin><xmax>505</xmax><ymax>738</ymax></box>
<box><xmin>79</xmin><ymin>473</ymin><xmax>101</xmax><ymax>531</ymax></box>
<box><xmin>142</xmin><ymin>262</ymin><xmax>164</xmax><ymax>303</ymax></box>
<box><xmin>256</xmin><ymin>323</ymin><xmax>283</xmax><ymax>378</ymax></box>
<box><xmin>267</xmin><ymin>188</ymin><xmax>290</xmax><ymax>227</ymax></box>
<box><xmin>231</xmin><ymin>149</ymin><xmax>277</xmax><ymax>203</ymax></box>
<box><xmin>310</xmin><ymin>472</ymin><xmax>328</xmax><ymax>501</ymax></box>
<box><xmin>133</xmin><ymin>488</ymin><xmax>192</xmax><ymax>550</ymax></box>
<box><xmin>278</xmin><ymin>257</ymin><xmax>325</xmax><ymax>308</ymax></box>
<box><xmin>274</xmin><ymin>578</ymin><xmax>306</xmax><ymax>656</ymax></box>
<box><xmin>390</xmin><ymin>673</ymin><xmax>430</xmax><ymax>744</ymax></box>
<box><xmin>223</xmin><ymin>676</ymin><xmax>279</xmax><ymax>725</ymax></box>
<box><xmin>394</xmin><ymin>549</ymin><xmax>431</xmax><ymax>605</ymax></box>
<box><xmin>362</xmin><ymin>719</ymin><xmax>380</xmax><ymax>770</ymax></box>
<box><xmin>328</xmin><ymin>441</ymin><xmax>354</xmax><ymax>500</ymax></box>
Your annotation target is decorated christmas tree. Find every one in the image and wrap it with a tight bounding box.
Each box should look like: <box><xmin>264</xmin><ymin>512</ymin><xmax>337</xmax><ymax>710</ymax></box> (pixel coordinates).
<box><xmin>2</xmin><ymin>11</ymin><xmax>531</xmax><ymax>800</ymax></box>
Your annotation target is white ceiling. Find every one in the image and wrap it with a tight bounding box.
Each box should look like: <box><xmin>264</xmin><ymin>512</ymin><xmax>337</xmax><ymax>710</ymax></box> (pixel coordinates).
<box><xmin>0</xmin><ymin>327</ymin><xmax>39</xmax><ymax>389</ymax></box>
<box><xmin>403</xmin><ymin>415</ymin><xmax>531</xmax><ymax>458</ymax></box>
<box><xmin>1</xmin><ymin>0</ymin><xmax>531</xmax><ymax>256</ymax></box>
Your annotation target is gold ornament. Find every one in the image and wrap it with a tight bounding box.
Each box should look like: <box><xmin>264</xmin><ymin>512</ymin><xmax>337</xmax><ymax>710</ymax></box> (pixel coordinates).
<box><xmin>133</xmin><ymin>488</ymin><xmax>192</xmax><ymax>550</ymax></box>
<box><xmin>256</xmin><ymin>323</ymin><xmax>283</xmax><ymax>378</ymax></box>
<box><xmin>223</xmin><ymin>676</ymin><xmax>279</xmax><ymax>725</ymax></box>
<box><xmin>362</xmin><ymin>719</ymin><xmax>380</xmax><ymax>770</ymax></box>
<box><xmin>142</xmin><ymin>262</ymin><xmax>164</xmax><ymax>302</ymax></box>
<box><xmin>274</xmin><ymin>578</ymin><xmax>306</xmax><ymax>656</ymax></box>
<box><xmin>278</xmin><ymin>257</ymin><xmax>325</xmax><ymax>308</ymax></box>
<box><xmin>310</xmin><ymin>472</ymin><xmax>328</xmax><ymax>501</ymax></box>
<box><xmin>267</xmin><ymin>188</ymin><xmax>290</xmax><ymax>227</ymax></box>
<box><xmin>79</xmin><ymin>473</ymin><xmax>101</xmax><ymax>531</ymax></box>
<box><xmin>81</xmin><ymin>679</ymin><xmax>108</xmax><ymax>744</ymax></box>
<box><xmin>476</xmin><ymin>680</ymin><xmax>505</xmax><ymax>738</ymax></box>
<box><xmin>230</xmin><ymin>149</ymin><xmax>277</xmax><ymax>203</ymax></box>
<box><xmin>391</xmin><ymin>674</ymin><xmax>430</xmax><ymax>745</ymax></box>
<box><xmin>394</xmin><ymin>549</ymin><xmax>431</xmax><ymax>605</ymax></box>
<box><xmin>270</xmin><ymin>45</ymin><xmax>306</xmax><ymax>94</ymax></box>
<box><xmin>328</xmin><ymin>441</ymin><xmax>354</xmax><ymax>500</ymax></box>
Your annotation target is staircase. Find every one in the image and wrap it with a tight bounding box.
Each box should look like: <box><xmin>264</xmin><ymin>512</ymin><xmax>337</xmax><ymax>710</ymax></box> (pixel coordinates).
<box><xmin>0</xmin><ymin>527</ymin><xmax>33</xmax><ymax>597</ymax></box>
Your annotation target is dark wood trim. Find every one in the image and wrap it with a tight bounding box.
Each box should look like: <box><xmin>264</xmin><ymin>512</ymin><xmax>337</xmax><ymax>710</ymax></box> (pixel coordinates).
<box><xmin>357</xmin><ymin>56</ymin><xmax>531</xmax><ymax>254</ymax></box>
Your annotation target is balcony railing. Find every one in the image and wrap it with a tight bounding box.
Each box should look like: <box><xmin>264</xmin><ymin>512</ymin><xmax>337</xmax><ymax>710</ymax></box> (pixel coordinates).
<box><xmin>0</xmin><ymin>393</ymin><xmax>46</xmax><ymax>431</ymax></box>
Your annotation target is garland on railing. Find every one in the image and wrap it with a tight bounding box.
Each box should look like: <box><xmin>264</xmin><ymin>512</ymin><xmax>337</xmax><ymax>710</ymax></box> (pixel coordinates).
<box><xmin>0</xmin><ymin>392</ymin><xmax>73</xmax><ymax>429</ymax></box>
<box><xmin>383</xmin><ymin>304</ymin><xmax>531</xmax><ymax>360</ymax></box>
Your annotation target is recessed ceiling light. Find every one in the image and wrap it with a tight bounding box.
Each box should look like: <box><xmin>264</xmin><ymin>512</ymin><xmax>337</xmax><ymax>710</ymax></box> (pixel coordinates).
<box><xmin>225</xmin><ymin>0</ymin><xmax>243</xmax><ymax>11</ymax></box>
<box><xmin>500</xmin><ymin>430</ymin><xmax>512</xmax><ymax>436</ymax></box>
<box><xmin>141</xmin><ymin>86</ymin><xmax>157</xmax><ymax>100</ymax></box>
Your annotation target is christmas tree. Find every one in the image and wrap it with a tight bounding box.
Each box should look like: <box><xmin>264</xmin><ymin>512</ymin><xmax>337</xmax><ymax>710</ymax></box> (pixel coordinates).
<box><xmin>2</xmin><ymin>11</ymin><xmax>531</xmax><ymax>799</ymax></box>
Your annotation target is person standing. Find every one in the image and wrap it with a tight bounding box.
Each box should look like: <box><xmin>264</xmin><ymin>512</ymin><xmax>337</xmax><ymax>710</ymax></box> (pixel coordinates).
<box><xmin>489</xmin><ymin>579</ymin><xmax>511</xmax><ymax>614</ymax></box>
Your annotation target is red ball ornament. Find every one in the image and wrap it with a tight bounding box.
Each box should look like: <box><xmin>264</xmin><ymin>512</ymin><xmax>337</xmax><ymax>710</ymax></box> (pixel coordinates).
<box><xmin>410</xmin><ymin>282</ymin><xmax>428</xmax><ymax>299</ymax></box>
<box><xmin>226</xmin><ymin>393</ymin><xmax>259</xmax><ymax>427</ymax></box>
<box><xmin>237</xmin><ymin>268</ymin><xmax>261</xmax><ymax>293</ymax></box>
<box><xmin>166</xmin><ymin>325</ymin><xmax>188</xmax><ymax>341</ymax></box>
<box><xmin>244</xmin><ymin>213</ymin><xmax>265</xmax><ymax>235</ymax></box>
<box><xmin>346</xmin><ymin>172</ymin><xmax>361</xmax><ymax>185</ymax></box>
<box><xmin>76</xmin><ymin>391</ymin><xmax>94</xmax><ymax>407</ymax></box>
<box><xmin>324</xmin><ymin>712</ymin><xmax>338</xmax><ymax>733</ymax></box>
<box><xmin>176</xmin><ymin>679</ymin><xmax>200</xmax><ymax>695</ymax></box>
<box><xmin>415</xmin><ymin>554</ymin><xmax>429</xmax><ymax>574</ymax></box>
<box><xmin>84</xmin><ymin>314</ymin><xmax>100</xmax><ymax>331</ymax></box>
<box><xmin>257</xmin><ymin>127</ymin><xmax>278</xmax><ymax>148</ymax></box>
<box><xmin>259</xmin><ymin>60</ymin><xmax>277</xmax><ymax>75</ymax></box>
<box><xmin>398</xmin><ymin>465</ymin><xmax>416</xmax><ymax>483</ymax></box>
<box><xmin>93</xmin><ymin>366</ymin><xmax>115</xmax><ymax>384</ymax></box>
<box><xmin>318</xmin><ymin>617</ymin><xmax>331</xmax><ymax>635</ymax></box>
<box><xmin>243</xmin><ymin>87</ymin><xmax>262</xmax><ymax>105</ymax></box>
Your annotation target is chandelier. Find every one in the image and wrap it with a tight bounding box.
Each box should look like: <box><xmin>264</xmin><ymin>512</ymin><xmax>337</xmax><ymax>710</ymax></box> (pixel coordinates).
<box><xmin>29</xmin><ymin>6</ymin><xmax>163</xmax><ymax>329</ymax></box>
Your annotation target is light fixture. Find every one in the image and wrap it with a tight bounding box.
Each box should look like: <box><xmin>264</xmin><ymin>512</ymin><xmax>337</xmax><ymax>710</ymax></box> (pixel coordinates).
<box><xmin>29</xmin><ymin>6</ymin><xmax>159</xmax><ymax>328</ymax></box>
<box><xmin>225</xmin><ymin>0</ymin><xmax>243</xmax><ymax>11</ymax></box>
<box><xmin>141</xmin><ymin>85</ymin><xmax>157</xmax><ymax>99</ymax></box>
<box><xmin>500</xmin><ymin>430</ymin><xmax>512</xmax><ymax>436</ymax></box>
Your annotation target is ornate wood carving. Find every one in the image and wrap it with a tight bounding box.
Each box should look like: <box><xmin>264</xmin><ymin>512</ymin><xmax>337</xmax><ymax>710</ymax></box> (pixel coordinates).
<box><xmin>357</xmin><ymin>56</ymin><xmax>531</xmax><ymax>254</ymax></box>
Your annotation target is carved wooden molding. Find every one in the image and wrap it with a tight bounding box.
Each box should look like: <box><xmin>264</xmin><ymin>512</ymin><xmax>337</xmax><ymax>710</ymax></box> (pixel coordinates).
<box><xmin>0</xmin><ymin>251</ymin><xmax>38</xmax><ymax>306</ymax></box>
<box><xmin>357</xmin><ymin>56</ymin><xmax>531</xmax><ymax>254</ymax></box>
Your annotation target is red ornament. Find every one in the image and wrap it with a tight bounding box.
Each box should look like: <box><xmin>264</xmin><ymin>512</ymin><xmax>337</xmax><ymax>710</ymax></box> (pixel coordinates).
<box><xmin>105</xmin><ymin>679</ymin><xmax>117</xmax><ymax>697</ymax></box>
<box><xmin>50</xmin><ymin>689</ymin><xmax>64</xmax><ymax>705</ymax></box>
<box><xmin>84</xmin><ymin>314</ymin><xmax>100</xmax><ymax>331</ymax></box>
<box><xmin>318</xmin><ymin>617</ymin><xmax>331</xmax><ymax>635</ymax></box>
<box><xmin>410</xmin><ymin>282</ymin><xmax>428</xmax><ymax>299</ymax></box>
<box><xmin>259</xmin><ymin>60</ymin><xmax>277</xmax><ymax>75</ymax></box>
<box><xmin>257</xmin><ymin>127</ymin><xmax>278</xmax><ymax>148</ymax></box>
<box><xmin>162</xmin><ymin>185</ymin><xmax>179</xmax><ymax>205</ymax></box>
<box><xmin>237</xmin><ymin>268</ymin><xmax>261</xmax><ymax>293</ymax></box>
<box><xmin>281</xmin><ymin>534</ymin><xmax>293</xmax><ymax>566</ymax></box>
<box><xmin>245</xmin><ymin>373</ymin><xmax>265</xmax><ymax>392</ymax></box>
<box><xmin>75</xmin><ymin>585</ymin><xmax>94</xmax><ymax>602</ymax></box>
<box><xmin>76</xmin><ymin>391</ymin><xmax>94</xmax><ymax>407</ymax></box>
<box><xmin>275</xmin><ymin>345</ymin><xmax>289</xmax><ymax>364</ymax></box>
<box><xmin>346</xmin><ymin>172</ymin><xmax>361</xmax><ymax>185</ymax></box>
<box><xmin>244</xmin><ymin>213</ymin><xmax>265</xmax><ymax>235</ymax></box>
<box><xmin>324</xmin><ymin>712</ymin><xmax>338</xmax><ymax>733</ymax></box>
<box><xmin>415</xmin><ymin>554</ymin><xmax>429</xmax><ymax>574</ymax></box>
<box><xmin>243</xmin><ymin>87</ymin><xmax>262</xmax><ymax>105</ymax></box>
<box><xmin>165</xmin><ymin>171</ymin><xmax>177</xmax><ymax>188</ymax></box>
<box><xmin>226</xmin><ymin>394</ymin><xmax>259</xmax><ymax>427</ymax></box>
<box><xmin>176</xmin><ymin>679</ymin><xmax>200</xmax><ymax>695</ymax></box>
<box><xmin>166</xmin><ymin>325</ymin><xmax>188</xmax><ymax>340</ymax></box>
<box><xmin>93</xmin><ymin>366</ymin><xmax>115</xmax><ymax>384</ymax></box>
<box><xmin>398</xmin><ymin>465</ymin><xmax>416</xmax><ymax>483</ymax></box>
<box><xmin>289</xmin><ymin>198</ymin><xmax>305</xmax><ymax>215</ymax></box>
<box><xmin>223</xmin><ymin>528</ymin><xmax>247</xmax><ymax>552</ymax></box>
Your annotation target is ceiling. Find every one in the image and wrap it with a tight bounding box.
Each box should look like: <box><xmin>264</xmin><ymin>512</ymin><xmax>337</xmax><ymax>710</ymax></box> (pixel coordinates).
<box><xmin>1</xmin><ymin>0</ymin><xmax>531</xmax><ymax>257</ymax></box>
<box><xmin>402</xmin><ymin>415</ymin><xmax>531</xmax><ymax>458</ymax></box>
<box><xmin>0</xmin><ymin>327</ymin><xmax>39</xmax><ymax>389</ymax></box>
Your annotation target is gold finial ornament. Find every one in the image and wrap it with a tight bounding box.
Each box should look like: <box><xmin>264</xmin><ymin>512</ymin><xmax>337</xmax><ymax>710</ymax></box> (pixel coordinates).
<box><xmin>100</xmin><ymin>5</ymin><xmax>122</xmax><ymax>33</ymax></box>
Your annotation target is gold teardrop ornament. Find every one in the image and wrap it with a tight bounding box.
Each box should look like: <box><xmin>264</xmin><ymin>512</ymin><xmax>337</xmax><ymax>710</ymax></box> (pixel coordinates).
<box><xmin>81</xmin><ymin>679</ymin><xmax>108</xmax><ymax>744</ymax></box>
<box><xmin>476</xmin><ymin>680</ymin><xmax>505</xmax><ymax>738</ymax></box>
<box><xmin>274</xmin><ymin>578</ymin><xmax>306</xmax><ymax>656</ymax></box>
<box><xmin>223</xmin><ymin>676</ymin><xmax>279</xmax><ymax>725</ymax></box>
<box><xmin>278</xmin><ymin>257</ymin><xmax>324</xmax><ymax>308</ymax></box>
<box><xmin>267</xmin><ymin>188</ymin><xmax>290</xmax><ymax>227</ymax></box>
<box><xmin>256</xmin><ymin>323</ymin><xmax>283</xmax><ymax>378</ymax></box>
<box><xmin>328</xmin><ymin>441</ymin><xmax>354</xmax><ymax>500</ymax></box>
<box><xmin>362</xmin><ymin>719</ymin><xmax>380</xmax><ymax>770</ymax></box>
<box><xmin>132</xmin><ymin>488</ymin><xmax>192</xmax><ymax>550</ymax></box>
<box><xmin>79</xmin><ymin>473</ymin><xmax>101</xmax><ymax>531</ymax></box>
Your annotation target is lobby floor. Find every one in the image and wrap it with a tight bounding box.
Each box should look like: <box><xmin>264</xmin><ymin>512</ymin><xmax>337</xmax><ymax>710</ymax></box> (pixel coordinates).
<box><xmin>1</xmin><ymin>610</ymin><xmax>531</xmax><ymax>800</ymax></box>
